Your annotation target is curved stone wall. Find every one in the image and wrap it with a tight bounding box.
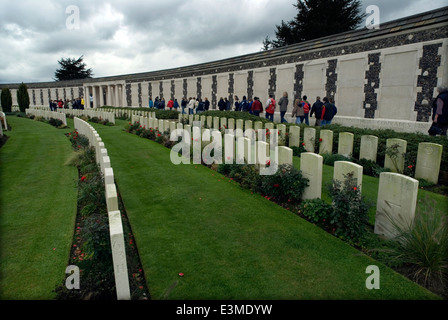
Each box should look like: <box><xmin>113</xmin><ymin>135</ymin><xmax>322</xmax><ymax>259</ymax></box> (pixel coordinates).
<box><xmin>1</xmin><ymin>7</ymin><xmax>447</xmax><ymax>133</ymax></box>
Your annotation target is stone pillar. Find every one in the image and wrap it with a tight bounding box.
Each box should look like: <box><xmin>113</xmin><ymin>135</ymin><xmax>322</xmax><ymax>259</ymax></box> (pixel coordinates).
<box><xmin>84</xmin><ymin>86</ymin><xmax>90</xmax><ymax>109</ymax></box>
<box><xmin>92</xmin><ymin>86</ymin><xmax>98</xmax><ymax>108</ymax></box>
<box><xmin>107</xmin><ymin>85</ymin><xmax>112</xmax><ymax>107</ymax></box>
<box><xmin>115</xmin><ymin>85</ymin><xmax>120</xmax><ymax>107</ymax></box>
<box><xmin>99</xmin><ymin>85</ymin><xmax>105</xmax><ymax>107</ymax></box>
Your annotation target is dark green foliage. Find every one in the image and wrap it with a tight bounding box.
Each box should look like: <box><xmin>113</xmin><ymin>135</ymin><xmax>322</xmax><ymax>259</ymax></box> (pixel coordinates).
<box><xmin>265</xmin><ymin>0</ymin><xmax>366</xmax><ymax>48</ymax></box>
<box><xmin>1</xmin><ymin>88</ymin><xmax>13</xmax><ymax>112</ymax></box>
<box><xmin>259</xmin><ymin>164</ymin><xmax>309</xmax><ymax>205</ymax></box>
<box><xmin>328</xmin><ymin>172</ymin><xmax>371</xmax><ymax>245</ymax></box>
<box><xmin>17</xmin><ymin>83</ymin><xmax>30</xmax><ymax>112</ymax></box>
<box><xmin>298</xmin><ymin>198</ymin><xmax>333</xmax><ymax>228</ymax></box>
<box><xmin>54</xmin><ymin>55</ymin><xmax>93</xmax><ymax>81</ymax></box>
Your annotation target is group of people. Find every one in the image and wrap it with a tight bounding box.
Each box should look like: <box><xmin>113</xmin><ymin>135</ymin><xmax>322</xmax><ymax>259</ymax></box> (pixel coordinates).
<box><xmin>49</xmin><ymin>97</ymin><xmax>86</xmax><ymax>111</ymax></box>
<box><xmin>147</xmin><ymin>93</ymin><xmax>338</xmax><ymax>127</ymax></box>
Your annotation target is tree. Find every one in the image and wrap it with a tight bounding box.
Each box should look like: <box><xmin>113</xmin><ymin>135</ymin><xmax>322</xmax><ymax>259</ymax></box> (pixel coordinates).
<box><xmin>264</xmin><ymin>0</ymin><xmax>366</xmax><ymax>49</ymax></box>
<box><xmin>17</xmin><ymin>83</ymin><xmax>30</xmax><ymax>112</ymax></box>
<box><xmin>1</xmin><ymin>88</ymin><xmax>13</xmax><ymax>113</ymax></box>
<box><xmin>54</xmin><ymin>55</ymin><xmax>93</xmax><ymax>81</ymax></box>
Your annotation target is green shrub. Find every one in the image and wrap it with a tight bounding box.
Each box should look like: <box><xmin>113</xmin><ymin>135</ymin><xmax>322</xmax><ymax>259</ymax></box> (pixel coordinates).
<box><xmin>328</xmin><ymin>172</ymin><xmax>371</xmax><ymax>245</ymax></box>
<box><xmin>322</xmin><ymin>153</ymin><xmax>352</xmax><ymax>166</ymax></box>
<box><xmin>356</xmin><ymin>158</ymin><xmax>390</xmax><ymax>177</ymax></box>
<box><xmin>48</xmin><ymin>118</ymin><xmax>63</xmax><ymax>128</ymax></box>
<box><xmin>1</xmin><ymin>88</ymin><xmax>12</xmax><ymax>113</ymax></box>
<box><xmin>378</xmin><ymin>198</ymin><xmax>448</xmax><ymax>297</ymax></box>
<box><xmin>16</xmin><ymin>83</ymin><xmax>30</xmax><ymax>112</ymax></box>
<box><xmin>258</xmin><ymin>164</ymin><xmax>309</xmax><ymax>205</ymax></box>
<box><xmin>298</xmin><ymin>198</ymin><xmax>333</xmax><ymax>228</ymax></box>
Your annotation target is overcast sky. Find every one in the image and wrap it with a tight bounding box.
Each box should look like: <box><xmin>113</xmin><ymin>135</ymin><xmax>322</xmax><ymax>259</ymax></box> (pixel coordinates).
<box><xmin>0</xmin><ymin>0</ymin><xmax>446</xmax><ymax>84</ymax></box>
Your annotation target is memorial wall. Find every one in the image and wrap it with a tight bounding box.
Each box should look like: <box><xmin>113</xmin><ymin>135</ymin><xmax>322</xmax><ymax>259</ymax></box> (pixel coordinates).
<box><xmin>2</xmin><ymin>7</ymin><xmax>447</xmax><ymax>133</ymax></box>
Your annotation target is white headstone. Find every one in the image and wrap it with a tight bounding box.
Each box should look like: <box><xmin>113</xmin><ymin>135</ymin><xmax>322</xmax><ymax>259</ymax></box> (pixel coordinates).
<box><xmin>359</xmin><ymin>135</ymin><xmax>378</xmax><ymax>162</ymax></box>
<box><xmin>414</xmin><ymin>142</ymin><xmax>443</xmax><ymax>184</ymax></box>
<box><xmin>300</xmin><ymin>152</ymin><xmax>323</xmax><ymax>199</ymax></box>
<box><xmin>384</xmin><ymin>138</ymin><xmax>407</xmax><ymax>173</ymax></box>
<box><xmin>338</xmin><ymin>132</ymin><xmax>354</xmax><ymax>157</ymax></box>
<box><xmin>303</xmin><ymin>128</ymin><xmax>316</xmax><ymax>153</ymax></box>
<box><xmin>289</xmin><ymin>126</ymin><xmax>301</xmax><ymax>148</ymax></box>
<box><xmin>319</xmin><ymin>130</ymin><xmax>333</xmax><ymax>155</ymax></box>
<box><xmin>333</xmin><ymin>161</ymin><xmax>363</xmax><ymax>191</ymax></box>
<box><xmin>374</xmin><ymin>172</ymin><xmax>419</xmax><ymax>239</ymax></box>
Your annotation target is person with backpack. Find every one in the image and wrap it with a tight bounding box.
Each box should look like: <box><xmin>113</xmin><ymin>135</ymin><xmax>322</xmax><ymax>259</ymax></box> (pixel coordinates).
<box><xmin>310</xmin><ymin>96</ymin><xmax>324</xmax><ymax>126</ymax></box>
<box><xmin>301</xmin><ymin>95</ymin><xmax>311</xmax><ymax>125</ymax></box>
<box><xmin>292</xmin><ymin>97</ymin><xmax>305</xmax><ymax>124</ymax></box>
<box><xmin>321</xmin><ymin>97</ymin><xmax>337</xmax><ymax>126</ymax></box>
<box><xmin>432</xmin><ymin>85</ymin><xmax>448</xmax><ymax>135</ymax></box>
<box><xmin>265</xmin><ymin>94</ymin><xmax>276</xmax><ymax>121</ymax></box>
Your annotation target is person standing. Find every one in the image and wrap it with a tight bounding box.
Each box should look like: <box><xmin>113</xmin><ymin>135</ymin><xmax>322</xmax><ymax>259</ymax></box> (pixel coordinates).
<box><xmin>218</xmin><ymin>97</ymin><xmax>226</xmax><ymax>111</ymax></box>
<box><xmin>251</xmin><ymin>97</ymin><xmax>263</xmax><ymax>117</ymax></box>
<box><xmin>167</xmin><ymin>98</ymin><xmax>174</xmax><ymax>109</ymax></box>
<box><xmin>240</xmin><ymin>96</ymin><xmax>249</xmax><ymax>112</ymax></box>
<box><xmin>310</xmin><ymin>96</ymin><xmax>324</xmax><ymax>126</ymax></box>
<box><xmin>301</xmin><ymin>95</ymin><xmax>311</xmax><ymax>125</ymax></box>
<box><xmin>173</xmin><ymin>98</ymin><xmax>179</xmax><ymax>111</ymax></box>
<box><xmin>149</xmin><ymin>98</ymin><xmax>154</xmax><ymax>108</ymax></box>
<box><xmin>432</xmin><ymin>85</ymin><xmax>448</xmax><ymax>135</ymax></box>
<box><xmin>278</xmin><ymin>92</ymin><xmax>289</xmax><ymax>123</ymax></box>
<box><xmin>181</xmin><ymin>97</ymin><xmax>187</xmax><ymax>114</ymax></box>
<box><xmin>234</xmin><ymin>96</ymin><xmax>240</xmax><ymax>111</ymax></box>
<box><xmin>204</xmin><ymin>97</ymin><xmax>210</xmax><ymax>111</ymax></box>
<box><xmin>265</xmin><ymin>94</ymin><xmax>276</xmax><ymax>121</ymax></box>
<box><xmin>321</xmin><ymin>97</ymin><xmax>337</xmax><ymax>126</ymax></box>
<box><xmin>188</xmin><ymin>97</ymin><xmax>196</xmax><ymax>114</ymax></box>
<box><xmin>292</xmin><ymin>97</ymin><xmax>305</xmax><ymax>124</ymax></box>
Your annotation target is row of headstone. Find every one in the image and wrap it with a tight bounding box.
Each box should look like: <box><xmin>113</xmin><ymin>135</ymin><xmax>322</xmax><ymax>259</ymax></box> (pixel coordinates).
<box><xmin>171</xmin><ymin>122</ymin><xmax>294</xmax><ymax>166</ymax></box>
<box><xmin>177</xmin><ymin>115</ymin><xmax>444</xmax><ymax>185</ymax></box>
<box><xmin>299</xmin><ymin>153</ymin><xmax>419</xmax><ymax>240</ymax></box>
<box><xmin>74</xmin><ymin>117</ymin><xmax>131</xmax><ymax>300</ymax></box>
<box><xmin>58</xmin><ymin>109</ymin><xmax>115</xmax><ymax>124</ymax></box>
<box><xmin>25</xmin><ymin>109</ymin><xmax>67</xmax><ymax>126</ymax></box>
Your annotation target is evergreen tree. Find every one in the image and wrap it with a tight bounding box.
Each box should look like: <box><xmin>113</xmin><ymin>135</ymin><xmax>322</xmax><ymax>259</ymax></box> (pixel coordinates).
<box><xmin>17</xmin><ymin>83</ymin><xmax>30</xmax><ymax>112</ymax></box>
<box><xmin>265</xmin><ymin>0</ymin><xmax>366</xmax><ymax>48</ymax></box>
<box><xmin>1</xmin><ymin>88</ymin><xmax>13</xmax><ymax>113</ymax></box>
<box><xmin>54</xmin><ymin>55</ymin><xmax>93</xmax><ymax>81</ymax></box>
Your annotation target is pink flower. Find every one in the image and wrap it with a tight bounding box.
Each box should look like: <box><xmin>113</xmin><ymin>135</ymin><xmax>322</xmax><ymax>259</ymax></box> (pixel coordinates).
<box><xmin>178</xmin><ymin>272</ymin><xmax>184</xmax><ymax>277</ymax></box>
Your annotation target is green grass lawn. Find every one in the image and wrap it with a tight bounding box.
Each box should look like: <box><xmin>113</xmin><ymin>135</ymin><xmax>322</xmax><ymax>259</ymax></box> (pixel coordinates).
<box><xmin>0</xmin><ymin>116</ymin><xmax>78</xmax><ymax>299</ymax></box>
<box><xmin>90</xmin><ymin>119</ymin><xmax>440</xmax><ymax>300</ymax></box>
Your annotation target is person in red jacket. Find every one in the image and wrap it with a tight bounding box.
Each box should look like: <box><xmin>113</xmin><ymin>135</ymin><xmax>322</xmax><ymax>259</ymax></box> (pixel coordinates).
<box><xmin>251</xmin><ymin>97</ymin><xmax>263</xmax><ymax>117</ymax></box>
<box><xmin>167</xmin><ymin>98</ymin><xmax>174</xmax><ymax>109</ymax></box>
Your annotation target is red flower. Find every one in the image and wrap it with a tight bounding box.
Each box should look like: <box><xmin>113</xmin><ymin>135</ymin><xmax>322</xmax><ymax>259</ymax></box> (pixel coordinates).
<box><xmin>157</xmin><ymin>133</ymin><xmax>161</xmax><ymax>137</ymax></box>
<box><xmin>81</xmin><ymin>176</ymin><xmax>86</xmax><ymax>182</ymax></box>
<box><xmin>319</xmin><ymin>138</ymin><xmax>323</xmax><ymax>142</ymax></box>
<box><xmin>266</xmin><ymin>160</ymin><xmax>271</xmax><ymax>166</ymax></box>
<box><xmin>408</xmin><ymin>165</ymin><xmax>413</xmax><ymax>169</ymax></box>
<box><xmin>178</xmin><ymin>272</ymin><xmax>184</xmax><ymax>277</ymax></box>
<box><xmin>353</xmin><ymin>187</ymin><xmax>357</xmax><ymax>191</ymax></box>
<box><xmin>273</xmin><ymin>184</ymin><xmax>280</xmax><ymax>188</ymax></box>
<box><xmin>301</xmin><ymin>143</ymin><xmax>305</xmax><ymax>146</ymax></box>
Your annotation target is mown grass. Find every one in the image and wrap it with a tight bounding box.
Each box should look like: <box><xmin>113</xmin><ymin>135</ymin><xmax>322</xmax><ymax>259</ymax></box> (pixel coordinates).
<box><xmin>0</xmin><ymin>116</ymin><xmax>78</xmax><ymax>299</ymax></box>
<box><xmin>90</xmin><ymin>119</ymin><xmax>439</xmax><ymax>300</ymax></box>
